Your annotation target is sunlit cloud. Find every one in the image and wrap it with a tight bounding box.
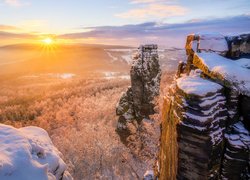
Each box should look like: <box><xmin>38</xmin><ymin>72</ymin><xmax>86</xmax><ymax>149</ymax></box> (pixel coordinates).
<box><xmin>4</xmin><ymin>0</ymin><xmax>28</xmax><ymax>7</ymax></box>
<box><xmin>116</xmin><ymin>4</ymin><xmax>188</xmax><ymax>20</ymax></box>
<box><xmin>187</xmin><ymin>19</ymin><xmax>203</xmax><ymax>23</ymax></box>
<box><xmin>1</xmin><ymin>15</ymin><xmax>249</xmax><ymax>47</ymax></box>
<box><xmin>0</xmin><ymin>31</ymin><xmax>35</xmax><ymax>39</ymax></box>
<box><xmin>59</xmin><ymin>15</ymin><xmax>250</xmax><ymax>47</ymax></box>
<box><xmin>130</xmin><ymin>0</ymin><xmax>174</xmax><ymax>4</ymax></box>
<box><xmin>0</xmin><ymin>25</ymin><xmax>21</xmax><ymax>31</ymax></box>
<box><xmin>4</xmin><ymin>0</ymin><xmax>21</xmax><ymax>6</ymax></box>
<box><xmin>130</xmin><ymin>0</ymin><xmax>162</xmax><ymax>4</ymax></box>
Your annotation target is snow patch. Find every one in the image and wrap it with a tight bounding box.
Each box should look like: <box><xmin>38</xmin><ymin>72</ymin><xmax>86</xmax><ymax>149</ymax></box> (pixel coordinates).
<box><xmin>103</xmin><ymin>72</ymin><xmax>130</xmax><ymax>80</ymax></box>
<box><xmin>21</xmin><ymin>73</ymin><xmax>76</xmax><ymax>80</ymax></box>
<box><xmin>106</xmin><ymin>51</ymin><xmax>118</xmax><ymax>62</ymax></box>
<box><xmin>121</xmin><ymin>55</ymin><xmax>132</xmax><ymax>64</ymax></box>
<box><xmin>104</xmin><ymin>49</ymin><xmax>135</xmax><ymax>64</ymax></box>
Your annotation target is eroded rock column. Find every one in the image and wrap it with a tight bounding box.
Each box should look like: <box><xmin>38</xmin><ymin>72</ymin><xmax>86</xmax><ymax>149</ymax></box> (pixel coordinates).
<box><xmin>116</xmin><ymin>44</ymin><xmax>161</xmax><ymax>143</ymax></box>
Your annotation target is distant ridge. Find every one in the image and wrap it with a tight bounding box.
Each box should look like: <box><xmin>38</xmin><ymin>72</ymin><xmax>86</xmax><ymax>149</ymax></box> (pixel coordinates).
<box><xmin>0</xmin><ymin>43</ymin><xmax>134</xmax><ymax>50</ymax></box>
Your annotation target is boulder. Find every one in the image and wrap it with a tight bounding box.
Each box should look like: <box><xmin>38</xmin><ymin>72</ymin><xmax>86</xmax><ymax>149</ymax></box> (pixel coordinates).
<box><xmin>0</xmin><ymin>124</ymin><xmax>72</xmax><ymax>180</ymax></box>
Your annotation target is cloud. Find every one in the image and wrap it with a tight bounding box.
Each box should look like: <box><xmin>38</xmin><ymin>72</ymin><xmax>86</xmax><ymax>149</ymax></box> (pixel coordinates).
<box><xmin>4</xmin><ymin>0</ymin><xmax>28</xmax><ymax>7</ymax></box>
<box><xmin>130</xmin><ymin>0</ymin><xmax>163</xmax><ymax>4</ymax></box>
<box><xmin>4</xmin><ymin>0</ymin><xmax>20</xmax><ymax>6</ymax></box>
<box><xmin>1</xmin><ymin>15</ymin><xmax>249</xmax><ymax>47</ymax></box>
<box><xmin>0</xmin><ymin>24</ymin><xmax>36</xmax><ymax>46</ymax></box>
<box><xmin>117</xmin><ymin>0</ymin><xmax>184</xmax><ymax>20</ymax></box>
<box><xmin>116</xmin><ymin>4</ymin><xmax>187</xmax><ymax>19</ymax></box>
<box><xmin>0</xmin><ymin>31</ymin><xmax>36</xmax><ymax>47</ymax></box>
<box><xmin>0</xmin><ymin>25</ymin><xmax>20</xmax><ymax>31</ymax></box>
<box><xmin>130</xmin><ymin>0</ymin><xmax>175</xmax><ymax>4</ymax></box>
<box><xmin>0</xmin><ymin>31</ymin><xmax>35</xmax><ymax>39</ymax></box>
<box><xmin>59</xmin><ymin>15</ymin><xmax>250</xmax><ymax>47</ymax></box>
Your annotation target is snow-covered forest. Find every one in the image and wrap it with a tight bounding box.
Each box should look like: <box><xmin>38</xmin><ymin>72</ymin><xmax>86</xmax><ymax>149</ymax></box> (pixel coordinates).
<box><xmin>0</xmin><ymin>44</ymin><xmax>183</xmax><ymax>179</ymax></box>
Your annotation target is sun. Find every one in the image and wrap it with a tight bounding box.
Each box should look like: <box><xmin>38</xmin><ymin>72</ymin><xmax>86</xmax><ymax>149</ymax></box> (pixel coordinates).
<box><xmin>40</xmin><ymin>36</ymin><xmax>58</xmax><ymax>53</ymax></box>
<box><xmin>42</xmin><ymin>37</ymin><xmax>54</xmax><ymax>45</ymax></box>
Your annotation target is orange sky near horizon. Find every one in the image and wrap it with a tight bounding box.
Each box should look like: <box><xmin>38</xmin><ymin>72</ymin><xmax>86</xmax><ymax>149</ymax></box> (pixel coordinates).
<box><xmin>0</xmin><ymin>0</ymin><xmax>249</xmax><ymax>47</ymax></box>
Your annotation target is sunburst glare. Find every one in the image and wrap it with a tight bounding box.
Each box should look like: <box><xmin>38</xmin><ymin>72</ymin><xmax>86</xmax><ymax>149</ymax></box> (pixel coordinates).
<box><xmin>40</xmin><ymin>36</ymin><xmax>57</xmax><ymax>54</ymax></box>
<box><xmin>43</xmin><ymin>38</ymin><xmax>53</xmax><ymax>45</ymax></box>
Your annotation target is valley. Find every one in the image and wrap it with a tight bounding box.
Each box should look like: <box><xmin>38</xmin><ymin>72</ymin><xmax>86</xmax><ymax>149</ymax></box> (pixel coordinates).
<box><xmin>0</xmin><ymin>44</ymin><xmax>184</xmax><ymax>179</ymax></box>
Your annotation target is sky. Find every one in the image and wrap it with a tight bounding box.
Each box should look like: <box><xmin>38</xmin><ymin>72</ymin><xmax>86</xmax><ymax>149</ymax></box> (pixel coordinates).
<box><xmin>0</xmin><ymin>0</ymin><xmax>250</xmax><ymax>47</ymax></box>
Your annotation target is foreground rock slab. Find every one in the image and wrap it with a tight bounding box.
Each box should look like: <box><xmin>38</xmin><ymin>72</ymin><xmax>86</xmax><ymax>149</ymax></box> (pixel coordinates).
<box><xmin>0</xmin><ymin>124</ymin><xmax>72</xmax><ymax>180</ymax></box>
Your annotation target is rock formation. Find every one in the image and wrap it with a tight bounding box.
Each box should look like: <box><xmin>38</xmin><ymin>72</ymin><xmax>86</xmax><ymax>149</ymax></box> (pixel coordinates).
<box><xmin>116</xmin><ymin>44</ymin><xmax>161</xmax><ymax>144</ymax></box>
<box><xmin>222</xmin><ymin>121</ymin><xmax>249</xmax><ymax>179</ymax></box>
<box><xmin>159</xmin><ymin>33</ymin><xmax>250</xmax><ymax>179</ymax></box>
<box><xmin>0</xmin><ymin>124</ymin><xmax>72</xmax><ymax>180</ymax></box>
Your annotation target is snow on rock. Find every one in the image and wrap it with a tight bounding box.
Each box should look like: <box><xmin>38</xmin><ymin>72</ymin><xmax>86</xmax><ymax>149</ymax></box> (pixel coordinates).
<box><xmin>235</xmin><ymin>58</ymin><xmax>250</xmax><ymax>68</ymax></box>
<box><xmin>116</xmin><ymin>44</ymin><xmax>161</xmax><ymax>122</ymax></box>
<box><xmin>116</xmin><ymin>44</ymin><xmax>161</xmax><ymax>147</ymax></box>
<box><xmin>0</xmin><ymin>124</ymin><xmax>72</xmax><ymax>180</ymax></box>
<box><xmin>198</xmin><ymin>33</ymin><xmax>228</xmax><ymax>55</ymax></box>
<box><xmin>186</xmin><ymin>33</ymin><xmax>228</xmax><ymax>56</ymax></box>
<box><xmin>159</xmin><ymin>32</ymin><xmax>250</xmax><ymax>180</ymax></box>
<box><xmin>194</xmin><ymin>52</ymin><xmax>250</xmax><ymax>96</ymax></box>
<box><xmin>116</xmin><ymin>87</ymin><xmax>135</xmax><ymax>121</ymax></box>
<box><xmin>222</xmin><ymin>121</ymin><xmax>250</xmax><ymax>179</ymax></box>
<box><xmin>162</xmin><ymin>74</ymin><xmax>227</xmax><ymax>179</ymax></box>
<box><xmin>176</xmin><ymin>75</ymin><xmax>223</xmax><ymax>97</ymax></box>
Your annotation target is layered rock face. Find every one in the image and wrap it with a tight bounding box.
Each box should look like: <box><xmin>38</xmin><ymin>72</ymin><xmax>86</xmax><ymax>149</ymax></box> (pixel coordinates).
<box><xmin>222</xmin><ymin>122</ymin><xmax>250</xmax><ymax>179</ymax></box>
<box><xmin>226</xmin><ymin>34</ymin><xmax>250</xmax><ymax>59</ymax></box>
<box><xmin>159</xmin><ymin>33</ymin><xmax>250</xmax><ymax>179</ymax></box>
<box><xmin>116</xmin><ymin>44</ymin><xmax>161</xmax><ymax>140</ymax></box>
<box><xmin>176</xmin><ymin>75</ymin><xmax>228</xmax><ymax>179</ymax></box>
